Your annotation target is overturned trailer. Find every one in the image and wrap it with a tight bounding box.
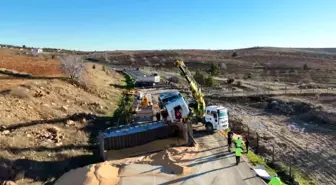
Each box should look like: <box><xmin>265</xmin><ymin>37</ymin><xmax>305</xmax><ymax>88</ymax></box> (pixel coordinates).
<box><xmin>99</xmin><ymin>121</ymin><xmax>188</xmax><ymax>160</ymax></box>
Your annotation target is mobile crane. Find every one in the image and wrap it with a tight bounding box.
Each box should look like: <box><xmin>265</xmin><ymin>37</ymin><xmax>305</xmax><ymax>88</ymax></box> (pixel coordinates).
<box><xmin>174</xmin><ymin>60</ymin><xmax>229</xmax><ymax>132</ymax></box>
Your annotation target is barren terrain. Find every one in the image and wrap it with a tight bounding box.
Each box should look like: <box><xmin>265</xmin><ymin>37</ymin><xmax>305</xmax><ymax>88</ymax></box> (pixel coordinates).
<box><xmin>1</xmin><ymin>46</ymin><xmax>335</xmax><ymax>185</ymax></box>
<box><xmin>102</xmin><ymin>47</ymin><xmax>335</xmax><ymax>185</ymax></box>
<box><xmin>0</xmin><ymin>49</ymin><xmax>124</xmax><ymax>184</ymax></box>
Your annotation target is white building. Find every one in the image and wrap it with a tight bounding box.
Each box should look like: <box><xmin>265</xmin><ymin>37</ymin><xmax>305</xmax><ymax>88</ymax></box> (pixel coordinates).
<box><xmin>31</xmin><ymin>48</ymin><xmax>43</xmax><ymax>55</ymax></box>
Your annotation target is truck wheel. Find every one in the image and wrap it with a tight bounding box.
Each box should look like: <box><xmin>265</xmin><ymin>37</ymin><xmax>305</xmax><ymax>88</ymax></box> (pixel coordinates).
<box><xmin>205</xmin><ymin>122</ymin><xmax>213</xmax><ymax>133</ymax></box>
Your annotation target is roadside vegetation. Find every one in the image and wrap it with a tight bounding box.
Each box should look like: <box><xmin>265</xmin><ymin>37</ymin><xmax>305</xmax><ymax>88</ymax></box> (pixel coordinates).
<box><xmin>230</xmin><ymin>136</ymin><xmax>317</xmax><ymax>185</ymax></box>
<box><xmin>110</xmin><ymin>72</ymin><xmax>135</xmax><ymax>126</ymax></box>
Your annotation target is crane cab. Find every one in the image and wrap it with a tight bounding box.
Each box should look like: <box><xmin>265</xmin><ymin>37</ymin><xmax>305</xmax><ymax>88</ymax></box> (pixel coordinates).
<box><xmin>204</xmin><ymin>106</ymin><xmax>229</xmax><ymax>131</ymax></box>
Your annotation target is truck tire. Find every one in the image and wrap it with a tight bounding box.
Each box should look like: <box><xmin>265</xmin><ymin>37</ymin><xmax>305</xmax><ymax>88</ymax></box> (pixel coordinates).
<box><xmin>205</xmin><ymin>122</ymin><xmax>213</xmax><ymax>133</ymax></box>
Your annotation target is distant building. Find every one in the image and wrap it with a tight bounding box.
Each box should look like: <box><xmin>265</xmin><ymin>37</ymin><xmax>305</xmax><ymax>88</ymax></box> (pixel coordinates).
<box><xmin>31</xmin><ymin>48</ymin><xmax>43</xmax><ymax>55</ymax></box>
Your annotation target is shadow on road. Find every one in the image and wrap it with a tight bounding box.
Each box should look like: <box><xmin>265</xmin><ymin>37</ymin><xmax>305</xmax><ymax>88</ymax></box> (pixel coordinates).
<box><xmin>157</xmin><ymin>165</ymin><xmax>235</xmax><ymax>185</ymax></box>
<box><xmin>186</xmin><ymin>151</ymin><xmax>233</xmax><ymax>167</ymax></box>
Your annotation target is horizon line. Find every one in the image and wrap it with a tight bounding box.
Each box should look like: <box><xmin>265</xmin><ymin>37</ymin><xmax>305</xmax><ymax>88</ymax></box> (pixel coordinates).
<box><xmin>1</xmin><ymin>43</ymin><xmax>335</xmax><ymax>52</ymax></box>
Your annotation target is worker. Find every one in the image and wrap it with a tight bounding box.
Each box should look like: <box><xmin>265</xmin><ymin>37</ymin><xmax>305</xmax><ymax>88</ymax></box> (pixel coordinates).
<box><xmin>156</xmin><ymin>112</ymin><xmax>161</xmax><ymax>121</ymax></box>
<box><xmin>268</xmin><ymin>174</ymin><xmax>282</xmax><ymax>185</ymax></box>
<box><xmin>175</xmin><ymin>109</ymin><xmax>182</xmax><ymax>122</ymax></box>
<box><xmin>141</xmin><ymin>96</ymin><xmax>149</xmax><ymax>106</ymax></box>
<box><xmin>245</xmin><ymin>136</ymin><xmax>249</xmax><ymax>154</ymax></box>
<box><xmin>227</xmin><ymin>129</ymin><xmax>233</xmax><ymax>152</ymax></box>
<box><xmin>234</xmin><ymin>146</ymin><xmax>243</xmax><ymax>165</ymax></box>
<box><xmin>235</xmin><ymin>137</ymin><xmax>243</xmax><ymax>148</ymax></box>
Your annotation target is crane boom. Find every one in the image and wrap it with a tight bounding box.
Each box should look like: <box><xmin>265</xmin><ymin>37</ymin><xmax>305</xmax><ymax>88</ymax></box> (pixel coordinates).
<box><xmin>174</xmin><ymin>60</ymin><xmax>206</xmax><ymax>117</ymax></box>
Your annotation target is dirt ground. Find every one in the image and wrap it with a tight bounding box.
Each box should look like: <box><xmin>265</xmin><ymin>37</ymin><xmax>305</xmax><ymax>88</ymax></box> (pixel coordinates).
<box><xmin>0</xmin><ymin>50</ymin><xmax>124</xmax><ymax>184</ymax></box>
<box><xmin>206</xmin><ymin>95</ymin><xmax>336</xmax><ymax>185</ymax></box>
<box><xmin>0</xmin><ymin>50</ymin><xmax>62</xmax><ymax>77</ymax></box>
<box><xmin>156</xmin><ymin>67</ymin><xmax>336</xmax><ymax>185</ymax></box>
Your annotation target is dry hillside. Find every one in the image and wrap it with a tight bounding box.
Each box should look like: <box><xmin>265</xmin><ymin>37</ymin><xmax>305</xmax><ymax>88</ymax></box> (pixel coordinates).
<box><xmin>0</xmin><ymin>49</ymin><xmax>124</xmax><ymax>185</ymax></box>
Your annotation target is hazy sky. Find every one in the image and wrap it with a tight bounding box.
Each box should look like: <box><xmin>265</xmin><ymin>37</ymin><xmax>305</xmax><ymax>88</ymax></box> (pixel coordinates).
<box><xmin>1</xmin><ymin>0</ymin><xmax>335</xmax><ymax>51</ymax></box>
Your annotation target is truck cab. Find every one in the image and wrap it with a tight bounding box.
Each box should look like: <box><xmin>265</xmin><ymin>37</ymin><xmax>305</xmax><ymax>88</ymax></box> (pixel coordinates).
<box><xmin>158</xmin><ymin>91</ymin><xmax>190</xmax><ymax>122</ymax></box>
<box><xmin>204</xmin><ymin>106</ymin><xmax>229</xmax><ymax>131</ymax></box>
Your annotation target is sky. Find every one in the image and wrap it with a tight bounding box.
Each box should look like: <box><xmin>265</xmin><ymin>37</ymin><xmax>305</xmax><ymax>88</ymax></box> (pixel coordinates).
<box><xmin>0</xmin><ymin>0</ymin><xmax>335</xmax><ymax>51</ymax></box>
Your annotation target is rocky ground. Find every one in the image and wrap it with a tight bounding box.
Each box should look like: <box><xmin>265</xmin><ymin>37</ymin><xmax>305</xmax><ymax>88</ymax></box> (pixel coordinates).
<box><xmin>206</xmin><ymin>96</ymin><xmax>336</xmax><ymax>185</ymax></box>
<box><xmin>0</xmin><ymin>51</ymin><xmax>124</xmax><ymax>185</ymax></box>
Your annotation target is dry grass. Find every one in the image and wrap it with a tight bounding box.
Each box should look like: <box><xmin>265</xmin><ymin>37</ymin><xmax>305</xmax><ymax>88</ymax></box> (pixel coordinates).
<box><xmin>0</xmin><ymin>49</ymin><xmax>62</xmax><ymax>77</ymax></box>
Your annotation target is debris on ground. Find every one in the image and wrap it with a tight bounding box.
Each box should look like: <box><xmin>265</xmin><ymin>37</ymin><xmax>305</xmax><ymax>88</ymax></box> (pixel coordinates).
<box><xmin>54</xmin><ymin>162</ymin><xmax>120</xmax><ymax>185</ymax></box>
<box><xmin>139</xmin><ymin>149</ymin><xmax>192</xmax><ymax>175</ymax></box>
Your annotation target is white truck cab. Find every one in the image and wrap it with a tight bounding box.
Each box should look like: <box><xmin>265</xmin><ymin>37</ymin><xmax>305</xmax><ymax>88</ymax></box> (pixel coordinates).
<box><xmin>204</xmin><ymin>106</ymin><xmax>229</xmax><ymax>131</ymax></box>
<box><xmin>158</xmin><ymin>91</ymin><xmax>190</xmax><ymax>122</ymax></box>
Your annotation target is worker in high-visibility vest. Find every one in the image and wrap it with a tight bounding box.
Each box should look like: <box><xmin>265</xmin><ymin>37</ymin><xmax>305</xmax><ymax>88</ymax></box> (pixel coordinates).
<box><xmin>234</xmin><ymin>146</ymin><xmax>243</xmax><ymax>165</ymax></box>
<box><xmin>268</xmin><ymin>174</ymin><xmax>281</xmax><ymax>185</ymax></box>
<box><xmin>235</xmin><ymin>137</ymin><xmax>243</xmax><ymax>148</ymax></box>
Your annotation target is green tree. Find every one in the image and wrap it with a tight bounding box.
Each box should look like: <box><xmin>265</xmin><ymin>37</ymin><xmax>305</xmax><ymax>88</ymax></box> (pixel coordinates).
<box><xmin>194</xmin><ymin>70</ymin><xmax>206</xmax><ymax>85</ymax></box>
<box><xmin>232</xmin><ymin>52</ymin><xmax>238</xmax><ymax>57</ymax></box>
<box><xmin>209</xmin><ymin>63</ymin><xmax>220</xmax><ymax>76</ymax></box>
<box><xmin>206</xmin><ymin>75</ymin><xmax>215</xmax><ymax>87</ymax></box>
<box><xmin>303</xmin><ymin>63</ymin><xmax>310</xmax><ymax>70</ymax></box>
<box><xmin>193</xmin><ymin>70</ymin><xmax>215</xmax><ymax>87</ymax></box>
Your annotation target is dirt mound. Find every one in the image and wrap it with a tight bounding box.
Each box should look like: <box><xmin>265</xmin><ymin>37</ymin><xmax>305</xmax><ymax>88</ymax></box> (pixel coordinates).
<box><xmin>139</xmin><ymin>149</ymin><xmax>191</xmax><ymax>175</ymax></box>
<box><xmin>265</xmin><ymin>99</ymin><xmax>313</xmax><ymax>115</ymax></box>
<box><xmin>54</xmin><ymin>162</ymin><xmax>119</xmax><ymax>185</ymax></box>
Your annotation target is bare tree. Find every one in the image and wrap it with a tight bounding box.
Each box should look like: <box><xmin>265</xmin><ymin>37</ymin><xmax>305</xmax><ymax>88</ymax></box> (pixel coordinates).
<box><xmin>103</xmin><ymin>52</ymin><xmax>110</xmax><ymax>62</ymax></box>
<box><xmin>220</xmin><ymin>63</ymin><xmax>227</xmax><ymax>70</ymax></box>
<box><xmin>58</xmin><ymin>55</ymin><xmax>85</xmax><ymax>80</ymax></box>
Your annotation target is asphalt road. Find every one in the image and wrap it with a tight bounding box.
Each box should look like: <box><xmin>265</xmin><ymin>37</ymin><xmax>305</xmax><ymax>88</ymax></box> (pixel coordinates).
<box><xmin>170</xmin><ymin>131</ymin><xmax>265</xmax><ymax>185</ymax></box>
<box><xmin>120</xmin><ymin>131</ymin><xmax>265</xmax><ymax>185</ymax></box>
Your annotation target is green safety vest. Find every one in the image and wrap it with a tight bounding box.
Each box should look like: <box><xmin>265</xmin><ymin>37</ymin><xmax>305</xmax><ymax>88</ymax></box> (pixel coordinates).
<box><xmin>235</xmin><ymin>138</ymin><xmax>242</xmax><ymax>147</ymax></box>
<box><xmin>268</xmin><ymin>176</ymin><xmax>281</xmax><ymax>185</ymax></box>
<box><xmin>235</xmin><ymin>147</ymin><xmax>243</xmax><ymax>157</ymax></box>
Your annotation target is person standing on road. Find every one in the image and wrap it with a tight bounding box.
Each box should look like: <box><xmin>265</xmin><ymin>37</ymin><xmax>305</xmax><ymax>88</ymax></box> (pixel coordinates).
<box><xmin>245</xmin><ymin>136</ymin><xmax>249</xmax><ymax>154</ymax></box>
<box><xmin>234</xmin><ymin>146</ymin><xmax>243</xmax><ymax>165</ymax></box>
<box><xmin>268</xmin><ymin>174</ymin><xmax>282</xmax><ymax>185</ymax></box>
<box><xmin>227</xmin><ymin>129</ymin><xmax>233</xmax><ymax>152</ymax></box>
<box><xmin>235</xmin><ymin>137</ymin><xmax>243</xmax><ymax>148</ymax></box>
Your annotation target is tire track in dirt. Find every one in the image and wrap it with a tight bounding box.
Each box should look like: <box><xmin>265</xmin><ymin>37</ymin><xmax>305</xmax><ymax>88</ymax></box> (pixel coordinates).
<box><xmin>272</xmin><ymin>131</ymin><xmax>336</xmax><ymax>185</ymax></box>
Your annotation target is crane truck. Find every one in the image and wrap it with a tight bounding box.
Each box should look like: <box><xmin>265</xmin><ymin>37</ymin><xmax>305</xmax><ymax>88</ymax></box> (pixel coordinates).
<box><xmin>174</xmin><ymin>60</ymin><xmax>229</xmax><ymax>132</ymax></box>
<box><xmin>158</xmin><ymin>60</ymin><xmax>229</xmax><ymax>132</ymax></box>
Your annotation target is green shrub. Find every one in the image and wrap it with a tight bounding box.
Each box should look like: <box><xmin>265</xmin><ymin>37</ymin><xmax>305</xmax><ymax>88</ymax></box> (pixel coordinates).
<box><xmin>209</xmin><ymin>63</ymin><xmax>219</xmax><ymax>76</ymax></box>
<box><xmin>194</xmin><ymin>70</ymin><xmax>206</xmax><ymax>85</ymax></box>
<box><xmin>232</xmin><ymin>52</ymin><xmax>238</xmax><ymax>57</ymax></box>
<box><xmin>237</xmin><ymin>81</ymin><xmax>242</xmax><ymax>86</ymax></box>
<box><xmin>303</xmin><ymin>63</ymin><xmax>310</xmax><ymax>70</ymax></box>
<box><xmin>206</xmin><ymin>75</ymin><xmax>215</xmax><ymax>87</ymax></box>
<box><xmin>227</xmin><ymin>77</ymin><xmax>235</xmax><ymax>84</ymax></box>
